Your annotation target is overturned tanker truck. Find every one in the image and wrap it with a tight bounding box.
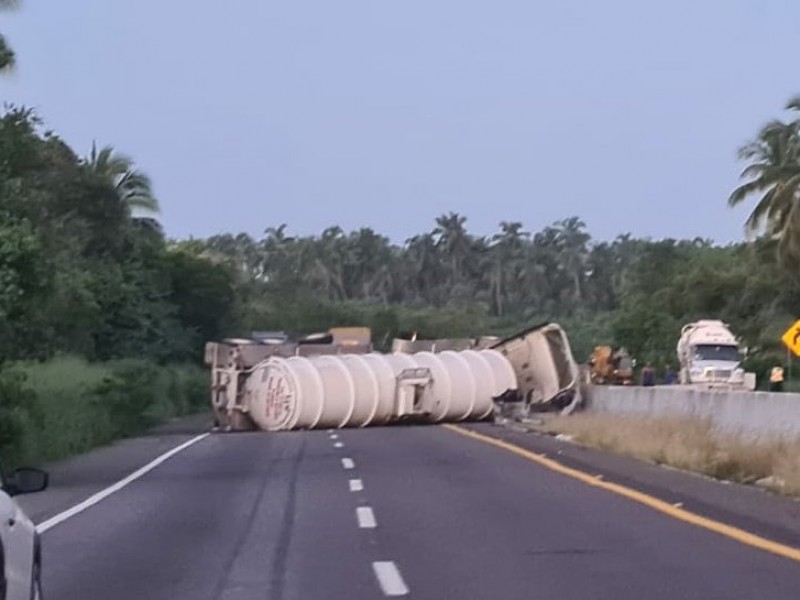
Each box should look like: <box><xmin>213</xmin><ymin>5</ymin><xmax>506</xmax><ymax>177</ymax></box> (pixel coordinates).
<box><xmin>204</xmin><ymin>323</ymin><xmax>582</xmax><ymax>432</ymax></box>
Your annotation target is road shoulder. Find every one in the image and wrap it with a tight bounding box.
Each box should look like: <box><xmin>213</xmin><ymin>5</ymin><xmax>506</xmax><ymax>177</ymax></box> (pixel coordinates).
<box><xmin>16</xmin><ymin>413</ymin><xmax>213</xmax><ymax>523</ymax></box>
<box><xmin>461</xmin><ymin>421</ymin><xmax>800</xmax><ymax>550</ymax></box>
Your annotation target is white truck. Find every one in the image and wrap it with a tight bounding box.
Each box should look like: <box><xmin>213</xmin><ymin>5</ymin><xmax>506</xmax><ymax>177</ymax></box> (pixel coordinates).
<box><xmin>677</xmin><ymin>320</ymin><xmax>756</xmax><ymax>390</ymax></box>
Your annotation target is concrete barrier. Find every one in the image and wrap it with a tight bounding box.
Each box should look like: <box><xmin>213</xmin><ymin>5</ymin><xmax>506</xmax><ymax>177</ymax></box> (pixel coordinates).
<box><xmin>587</xmin><ymin>385</ymin><xmax>800</xmax><ymax>437</ymax></box>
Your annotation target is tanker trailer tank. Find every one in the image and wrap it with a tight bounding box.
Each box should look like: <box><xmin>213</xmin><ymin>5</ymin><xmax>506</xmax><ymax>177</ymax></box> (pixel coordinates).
<box><xmin>410</xmin><ymin>349</ymin><xmax>513</xmax><ymax>423</ymax></box>
<box><xmin>242</xmin><ymin>348</ymin><xmax>518</xmax><ymax>431</ymax></box>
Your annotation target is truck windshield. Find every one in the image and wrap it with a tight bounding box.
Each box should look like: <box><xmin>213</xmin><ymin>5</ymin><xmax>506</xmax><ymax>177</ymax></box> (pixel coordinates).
<box><xmin>693</xmin><ymin>344</ymin><xmax>740</xmax><ymax>362</ymax></box>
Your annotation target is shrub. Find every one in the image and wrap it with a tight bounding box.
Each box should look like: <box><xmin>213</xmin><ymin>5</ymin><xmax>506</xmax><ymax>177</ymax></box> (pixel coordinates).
<box><xmin>0</xmin><ymin>367</ymin><xmax>36</xmax><ymax>464</ymax></box>
<box><xmin>6</xmin><ymin>356</ymin><xmax>210</xmax><ymax>467</ymax></box>
<box><xmin>90</xmin><ymin>359</ymin><xmax>161</xmax><ymax>438</ymax></box>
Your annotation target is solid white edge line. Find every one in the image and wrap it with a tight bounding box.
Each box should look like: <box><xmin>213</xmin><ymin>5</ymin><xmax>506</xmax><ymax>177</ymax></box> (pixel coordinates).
<box><xmin>357</xmin><ymin>506</ymin><xmax>377</xmax><ymax>528</ymax></box>
<box><xmin>36</xmin><ymin>433</ymin><xmax>210</xmax><ymax>534</ymax></box>
<box><xmin>349</xmin><ymin>478</ymin><xmax>363</xmax><ymax>492</ymax></box>
<box><xmin>334</xmin><ymin>441</ymin><xmax>344</xmax><ymax>448</ymax></box>
<box><xmin>372</xmin><ymin>561</ymin><xmax>409</xmax><ymax>596</ymax></box>
<box><xmin>342</xmin><ymin>458</ymin><xmax>355</xmax><ymax>469</ymax></box>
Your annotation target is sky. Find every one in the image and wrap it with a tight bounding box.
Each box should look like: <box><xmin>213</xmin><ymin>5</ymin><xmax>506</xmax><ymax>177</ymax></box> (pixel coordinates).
<box><xmin>3</xmin><ymin>0</ymin><xmax>800</xmax><ymax>244</ymax></box>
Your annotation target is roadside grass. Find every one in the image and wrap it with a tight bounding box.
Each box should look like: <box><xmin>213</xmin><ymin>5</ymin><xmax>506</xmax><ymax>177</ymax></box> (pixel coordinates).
<box><xmin>545</xmin><ymin>413</ymin><xmax>800</xmax><ymax>496</ymax></box>
<box><xmin>2</xmin><ymin>356</ymin><xmax>209</xmax><ymax>468</ymax></box>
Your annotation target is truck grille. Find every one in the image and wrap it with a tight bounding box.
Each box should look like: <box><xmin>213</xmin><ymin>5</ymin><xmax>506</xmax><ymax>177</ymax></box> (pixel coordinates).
<box><xmin>713</xmin><ymin>369</ymin><xmax>732</xmax><ymax>379</ymax></box>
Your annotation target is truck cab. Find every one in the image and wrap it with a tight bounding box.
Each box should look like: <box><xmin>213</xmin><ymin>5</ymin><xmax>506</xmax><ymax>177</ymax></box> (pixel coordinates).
<box><xmin>677</xmin><ymin>321</ymin><xmax>753</xmax><ymax>389</ymax></box>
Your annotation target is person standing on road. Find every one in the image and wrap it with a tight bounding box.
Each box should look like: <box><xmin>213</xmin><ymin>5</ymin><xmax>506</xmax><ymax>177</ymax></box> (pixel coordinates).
<box><xmin>769</xmin><ymin>366</ymin><xmax>784</xmax><ymax>392</ymax></box>
<box><xmin>640</xmin><ymin>362</ymin><xmax>656</xmax><ymax>387</ymax></box>
<box><xmin>663</xmin><ymin>364</ymin><xmax>676</xmax><ymax>385</ymax></box>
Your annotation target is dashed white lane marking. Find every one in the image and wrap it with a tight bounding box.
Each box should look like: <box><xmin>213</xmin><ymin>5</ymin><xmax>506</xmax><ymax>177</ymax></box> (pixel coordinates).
<box><xmin>36</xmin><ymin>433</ymin><xmax>210</xmax><ymax>534</ymax></box>
<box><xmin>357</xmin><ymin>506</ymin><xmax>377</xmax><ymax>528</ymax></box>
<box><xmin>349</xmin><ymin>478</ymin><xmax>364</xmax><ymax>492</ymax></box>
<box><xmin>334</xmin><ymin>441</ymin><xmax>344</xmax><ymax>448</ymax></box>
<box><xmin>372</xmin><ymin>561</ymin><xmax>409</xmax><ymax>596</ymax></box>
<box><xmin>330</xmin><ymin>433</ymin><xmax>339</xmax><ymax>440</ymax></box>
<box><xmin>342</xmin><ymin>458</ymin><xmax>355</xmax><ymax>469</ymax></box>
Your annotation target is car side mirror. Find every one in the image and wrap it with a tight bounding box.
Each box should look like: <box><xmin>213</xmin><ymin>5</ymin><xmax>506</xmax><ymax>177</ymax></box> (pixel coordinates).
<box><xmin>7</xmin><ymin>467</ymin><xmax>49</xmax><ymax>496</ymax></box>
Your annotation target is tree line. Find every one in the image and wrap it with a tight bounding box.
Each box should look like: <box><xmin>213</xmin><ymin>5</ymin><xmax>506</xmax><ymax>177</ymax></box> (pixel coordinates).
<box><xmin>176</xmin><ymin>214</ymin><xmax>796</xmax><ymax>369</ymax></box>
<box><xmin>2</xmin><ymin>92</ymin><xmax>800</xmax><ymax>381</ymax></box>
<box><xmin>0</xmin><ymin>107</ymin><xmax>237</xmax><ymax>363</ymax></box>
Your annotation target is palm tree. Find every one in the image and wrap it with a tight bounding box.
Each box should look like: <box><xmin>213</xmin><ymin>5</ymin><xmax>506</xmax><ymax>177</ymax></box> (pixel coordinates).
<box><xmin>307</xmin><ymin>226</ymin><xmax>347</xmax><ymax>301</ymax></box>
<box><xmin>609</xmin><ymin>233</ymin><xmax>645</xmax><ymax>298</ymax></box>
<box><xmin>205</xmin><ymin>233</ymin><xmax>261</xmax><ymax>280</ymax></box>
<box><xmin>487</xmin><ymin>221</ymin><xmax>528</xmax><ymax>316</ymax></box>
<box><xmin>261</xmin><ymin>225</ymin><xmax>296</xmax><ymax>284</ymax></box>
<box><xmin>433</xmin><ymin>212</ymin><xmax>471</xmax><ymax>285</ymax></box>
<box><xmin>555</xmin><ymin>217</ymin><xmax>591</xmax><ymax>307</ymax></box>
<box><xmin>0</xmin><ymin>1</ymin><xmax>19</xmax><ymax>72</ymax></box>
<box><xmin>83</xmin><ymin>142</ymin><xmax>160</xmax><ymax>216</ymax></box>
<box><xmin>345</xmin><ymin>228</ymin><xmax>392</xmax><ymax>301</ymax></box>
<box><xmin>403</xmin><ymin>233</ymin><xmax>442</xmax><ymax>304</ymax></box>
<box><xmin>729</xmin><ymin>97</ymin><xmax>800</xmax><ymax>261</ymax></box>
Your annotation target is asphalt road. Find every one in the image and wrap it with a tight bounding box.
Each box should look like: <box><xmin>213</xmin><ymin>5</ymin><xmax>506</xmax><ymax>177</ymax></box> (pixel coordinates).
<box><xmin>27</xmin><ymin>420</ymin><xmax>800</xmax><ymax>599</ymax></box>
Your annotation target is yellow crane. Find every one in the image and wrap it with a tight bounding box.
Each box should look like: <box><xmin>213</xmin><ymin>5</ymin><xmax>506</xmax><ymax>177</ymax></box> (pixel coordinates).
<box><xmin>588</xmin><ymin>345</ymin><xmax>634</xmax><ymax>385</ymax></box>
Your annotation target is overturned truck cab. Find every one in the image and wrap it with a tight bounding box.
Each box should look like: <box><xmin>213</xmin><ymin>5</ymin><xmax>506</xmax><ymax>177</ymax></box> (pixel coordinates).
<box><xmin>489</xmin><ymin>323</ymin><xmax>584</xmax><ymax>417</ymax></box>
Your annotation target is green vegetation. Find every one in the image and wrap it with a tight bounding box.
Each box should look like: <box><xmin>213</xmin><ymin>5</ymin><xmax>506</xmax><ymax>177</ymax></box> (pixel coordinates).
<box><xmin>2</xmin><ymin>30</ymin><xmax>799</xmax><ymax>466</ymax></box>
<box><xmin>0</xmin><ymin>104</ymin><xmax>236</xmax><ymax>466</ymax></box>
<box><xmin>0</xmin><ymin>358</ymin><xmax>207</xmax><ymax>467</ymax></box>
<box><xmin>0</xmin><ymin>1</ymin><xmax>18</xmax><ymax>72</ymax></box>
<box><xmin>176</xmin><ymin>218</ymin><xmax>798</xmax><ymax>381</ymax></box>
<box><xmin>729</xmin><ymin>96</ymin><xmax>800</xmax><ymax>265</ymax></box>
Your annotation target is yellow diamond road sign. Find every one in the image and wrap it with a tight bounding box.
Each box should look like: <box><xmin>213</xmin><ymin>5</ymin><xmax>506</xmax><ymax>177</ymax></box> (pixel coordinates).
<box><xmin>782</xmin><ymin>319</ymin><xmax>800</xmax><ymax>357</ymax></box>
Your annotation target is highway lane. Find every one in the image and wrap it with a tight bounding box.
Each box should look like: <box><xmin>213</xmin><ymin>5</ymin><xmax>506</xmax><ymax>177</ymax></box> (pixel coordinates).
<box><xmin>345</xmin><ymin>425</ymin><xmax>800</xmax><ymax>599</ymax></box>
<box><xmin>39</xmin><ymin>430</ymin><xmax>379</xmax><ymax>600</ymax></box>
<box><xmin>34</xmin><ymin>422</ymin><xmax>800</xmax><ymax>599</ymax></box>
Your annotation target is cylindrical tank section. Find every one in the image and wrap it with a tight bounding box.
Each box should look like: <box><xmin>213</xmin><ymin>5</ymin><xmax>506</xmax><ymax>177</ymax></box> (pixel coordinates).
<box><xmin>245</xmin><ymin>348</ymin><xmax>517</xmax><ymax>431</ymax></box>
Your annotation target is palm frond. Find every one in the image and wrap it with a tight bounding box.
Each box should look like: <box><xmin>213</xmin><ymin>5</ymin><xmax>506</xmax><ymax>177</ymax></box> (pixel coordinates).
<box><xmin>85</xmin><ymin>143</ymin><xmax>134</xmax><ymax>177</ymax></box>
<box><xmin>743</xmin><ymin>188</ymin><xmax>778</xmax><ymax>235</ymax></box>
<box><xmin>759</xmin><ymin>175</ymin><xmax>800</xmax><ymax>238</ymax></box>
<box><xmin>123</xmin><ymin>193</ymin><xmax>159</xmax><ymax>214</ymax></box>
<box><xmin>117</xmin><ymin>169</ymin><xmax>153</xmax><ymax>192</ymax></box>
<box><xmin>729</xmin><ymin>178</ymin><xmax>772</xmax><ymax>207</ymax></box>
<box><xmin>786</xmin><ymin>95</ymin><xmax>800</xmax><ymax>114</ymax></box>
<box><xmin>83</xmin><ymin>144</ymin><xmax>159</xmax><ymax>214</ymax></box>
<box><xmin>131</xmin><ymin>216</ymin><xmax>163</xmax><ymax>234</ymax></box>
<box><xmin>0</xmin><ymin>34</ymin><xmax>15</xmax><ymax>72</ymax></box>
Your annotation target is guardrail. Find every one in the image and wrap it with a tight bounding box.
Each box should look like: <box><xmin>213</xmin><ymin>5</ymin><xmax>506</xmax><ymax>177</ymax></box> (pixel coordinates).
<box><xmin>586</xmin><ymin>385</ymin><xmax>800</xmax><ymax>437</ymax></box>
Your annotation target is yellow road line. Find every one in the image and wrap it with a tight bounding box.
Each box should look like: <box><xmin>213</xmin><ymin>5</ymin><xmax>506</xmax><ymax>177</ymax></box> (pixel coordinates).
<box><xmin>442</xmin><ymin>423</ymin><xmax>800</xmax><ymax>563</ymax></box>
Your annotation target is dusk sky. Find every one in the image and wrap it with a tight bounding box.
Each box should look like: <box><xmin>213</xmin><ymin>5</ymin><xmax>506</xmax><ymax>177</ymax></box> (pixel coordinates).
<box><xmin>4</xmin><ymin>1</ymin><xmax>799</xmax><ymax>244</ymax></box>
